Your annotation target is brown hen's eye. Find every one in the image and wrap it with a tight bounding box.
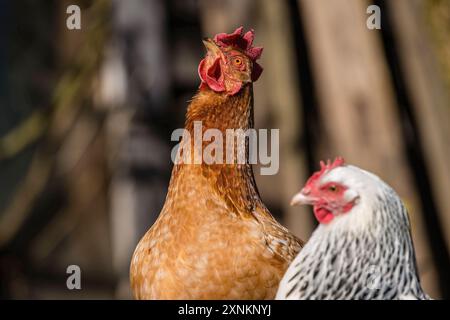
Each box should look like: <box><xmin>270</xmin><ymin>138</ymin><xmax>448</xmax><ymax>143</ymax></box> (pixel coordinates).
<box><xmin>233</xmin><ymin>58</ymin><xmax>242</xmax><ymax>66</ymax></box>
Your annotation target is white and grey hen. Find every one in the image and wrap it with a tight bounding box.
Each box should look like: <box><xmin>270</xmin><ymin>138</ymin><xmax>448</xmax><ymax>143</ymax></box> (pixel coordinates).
<box><xmin>276</xmin><ymin>157</ymin><xmax>430</xmax><ymax>300</ymax></box>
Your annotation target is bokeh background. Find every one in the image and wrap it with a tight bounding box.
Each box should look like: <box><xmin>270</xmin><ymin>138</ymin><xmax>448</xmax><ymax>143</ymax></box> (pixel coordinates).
<box><xmin>0</xmin><ymin>0</ymin><xmax>449</xmax><ymax>299</ymax></box>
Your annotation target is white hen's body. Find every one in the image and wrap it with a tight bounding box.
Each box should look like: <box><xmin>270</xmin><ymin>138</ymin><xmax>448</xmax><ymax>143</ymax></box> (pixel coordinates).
<box><xmin>276</xmin><ymin>165</ymin><xmax>429</xmax><ymax>300</ymax></box>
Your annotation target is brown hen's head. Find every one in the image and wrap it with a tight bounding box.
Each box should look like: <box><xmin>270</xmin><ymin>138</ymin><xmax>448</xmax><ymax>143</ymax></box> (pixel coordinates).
<box><xmin>198</xmin><ymin>26</ymin><xmax>263</xmax><ymax>95</ymax></box>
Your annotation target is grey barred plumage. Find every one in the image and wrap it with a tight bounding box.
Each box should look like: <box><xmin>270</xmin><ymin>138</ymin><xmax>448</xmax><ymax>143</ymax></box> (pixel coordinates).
<box><xmin>276</xmin><ymin>162</ymin><xmax>430</xmax><ymax>300</ymax></box>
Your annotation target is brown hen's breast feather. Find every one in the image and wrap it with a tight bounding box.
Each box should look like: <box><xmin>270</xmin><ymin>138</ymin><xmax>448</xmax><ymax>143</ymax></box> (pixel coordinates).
<box><xmin>130</xmin><ymin>85</ymin><xmax>303</xmax><ymax>299</ymax></box>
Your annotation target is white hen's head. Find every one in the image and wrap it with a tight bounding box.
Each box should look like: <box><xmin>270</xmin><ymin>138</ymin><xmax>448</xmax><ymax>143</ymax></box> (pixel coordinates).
<box><xmin>291</xmin><ymin>157</ymin><xmax>400</xmax><ymax>230</ymax></box>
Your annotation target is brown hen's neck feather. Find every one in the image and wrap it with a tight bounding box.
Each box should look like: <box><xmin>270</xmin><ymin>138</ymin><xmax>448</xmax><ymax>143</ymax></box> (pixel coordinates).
<box><xmin>186</xmin><ymin>85</ymin><xmax>253</xmax><ymax>132</ymax></box>
<box><xmin>173</xmin><ymin>84</ymin><xmax>266</xmax><ymax>218</ymax></box>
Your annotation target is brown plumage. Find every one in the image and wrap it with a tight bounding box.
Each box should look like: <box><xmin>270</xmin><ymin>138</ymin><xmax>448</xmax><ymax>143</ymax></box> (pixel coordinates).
<box><xmin>130</xmin><ymin>27</ymin><xmax>303</xmax><ymax>300</ymax></box>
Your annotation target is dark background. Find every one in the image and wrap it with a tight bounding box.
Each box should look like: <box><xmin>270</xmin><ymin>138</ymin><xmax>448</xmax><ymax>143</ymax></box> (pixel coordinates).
<box><xmin>0</xmin><ymin>0</ymin><xmax>449</xmax><ymax>299</ymax></box>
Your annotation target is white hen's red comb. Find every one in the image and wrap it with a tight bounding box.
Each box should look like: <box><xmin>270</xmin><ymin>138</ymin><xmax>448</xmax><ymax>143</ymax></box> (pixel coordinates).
<box><xmin>305</xmin><ymin>157</ymin><xmax>345</xmax><ymax>188</ymax></box>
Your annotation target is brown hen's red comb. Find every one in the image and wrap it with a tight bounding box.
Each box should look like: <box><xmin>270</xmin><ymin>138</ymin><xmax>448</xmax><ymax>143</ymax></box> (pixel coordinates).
<box><xmin>213</xmin><ymin>26</ymin><xmax>264</xmax><ymax>81</ymax></box>
<box><xmin>214</xmin><ymin>27</ymin><xmax>263</xmax><ymax>60</ymax></box>
<box><xmin>305</xmin><ymin>157</ymin><xmax>345</xmax><ymax>187</ymax></box>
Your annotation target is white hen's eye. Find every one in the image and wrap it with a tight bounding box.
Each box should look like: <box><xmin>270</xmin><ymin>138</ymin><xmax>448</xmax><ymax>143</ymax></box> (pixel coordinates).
<box><xmin>320</xmin><ymin>182</ymin><xmax>346</xmax><ymax>193</ymax></box>
<box><xmin>328</xmin><ymin>185</ymin><xmax>338</xmax><ymax>192</ymax></box>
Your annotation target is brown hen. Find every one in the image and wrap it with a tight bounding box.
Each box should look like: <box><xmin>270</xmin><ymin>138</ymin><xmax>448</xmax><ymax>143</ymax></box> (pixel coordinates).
<box><xmin>130</xmin><ymin>27</ymin><xmax>303</xmax><ymax>300</ymax></box>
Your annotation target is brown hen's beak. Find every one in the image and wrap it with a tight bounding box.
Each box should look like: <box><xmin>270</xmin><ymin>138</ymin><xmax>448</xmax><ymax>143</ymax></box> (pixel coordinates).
<box><xmin>290</xmin><ymin>189</ymin><xmax>316</xmax><ymax>206</ymax></box>
<box><xmin>202</xmin><ymin>38</ymin><xmax>222</xmax><ymax>56</ymax></box>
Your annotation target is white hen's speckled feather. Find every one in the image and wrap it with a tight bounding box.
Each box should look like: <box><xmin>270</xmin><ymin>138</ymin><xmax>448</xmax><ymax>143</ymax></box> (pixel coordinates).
<box><xmin>276</xmin><ymin>165</ymin><xmax>430</xmax><ymax>300</ymax></box>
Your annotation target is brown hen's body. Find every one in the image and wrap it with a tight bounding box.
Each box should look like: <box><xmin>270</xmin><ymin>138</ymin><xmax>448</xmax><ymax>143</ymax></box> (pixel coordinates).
<box><xmin>130</xmin><ymin>85</ymin><xmax>303</xmax><ymax>300</ymax></box>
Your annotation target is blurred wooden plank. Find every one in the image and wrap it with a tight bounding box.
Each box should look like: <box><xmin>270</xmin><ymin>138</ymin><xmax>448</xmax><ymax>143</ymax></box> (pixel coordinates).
<box><xmin>387</xmin><ymin>0</ymin><xmax>450</xmax><ymax>259</ymax></box>
<box><xmin>199</xmin><ymin>0</ymin><xmax>256</xmax><ymax>35</ymax></box>
<box><xmin>298</xmin><ymin>0</ymin><xmax>439</xmax><ymax>297</ymax></box>
<box><xmin>257</xmin><ymin>0</ymin><xmax>314</xmax><ymax>240</ymax></box>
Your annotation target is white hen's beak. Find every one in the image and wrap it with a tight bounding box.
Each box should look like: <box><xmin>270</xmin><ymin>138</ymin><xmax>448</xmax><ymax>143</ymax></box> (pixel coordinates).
<box><xmin>290</xmin><ymin>189</ymin><xmax>317</xmax><ymax>206</ymax></box>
